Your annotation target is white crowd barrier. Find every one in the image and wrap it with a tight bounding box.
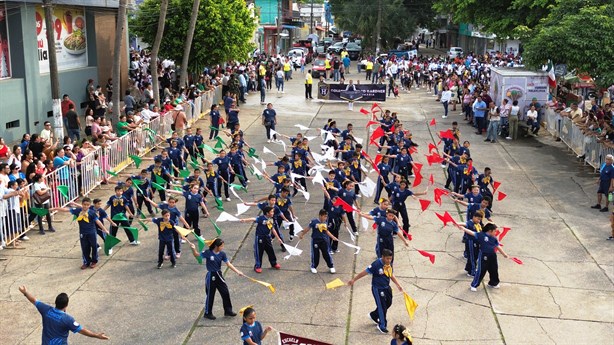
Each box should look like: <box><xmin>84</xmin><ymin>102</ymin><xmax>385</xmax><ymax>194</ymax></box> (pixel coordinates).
<box><xmin>1</xmin><ymin>87</ymin><xmax>221</xmax><ymax>248</ymax></box>
<box><xmin>543</xmin><ymin>108</ymin><xmax>606</xmax><ymax>170</ymax></box>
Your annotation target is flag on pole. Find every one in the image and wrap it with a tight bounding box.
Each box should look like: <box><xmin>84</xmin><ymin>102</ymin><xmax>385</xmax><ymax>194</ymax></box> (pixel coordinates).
<box><xmin>493</xmin><ymin>181</ymin><xmax>501</xmax><ymax>191</ymax></box>
<box><xmin>417</xmin><ymin>249</ymin><xmax>435</xmax><ymax>264</ymax></box>
<box><xmin>546</xmin><ymin>60</ymin><xmax>557</xmax><ymax>88</ymax></box>
<box><xmin>419</xmin><ymin>199</ymin><xmax>431</xmax><ymax>212</ymax></box>
<box><xmin>31</xmin><ymin>207</ymin><xmax>49</xmax><ymax>217</ymax></box>
<box><xmin>511</xmin><ymin>257</ymin><xmax>524</xmax><ymax>265</ymax></box>
<box><xmin>236</xmin><ymin>203</ymin><xmax>250</xmax><ymax>216</ymax></box>
<box><xmin>326</xmin><ymin>278</ymin><xmax>346</xmax><ymax>290</ymax></box>
<box><xmin>403</xmin><ymin>292</ymin><xmax>419</xmax><ymax>320</ymax></box>
<box><xmin>216</xmin><ymin>212</ymin><xmax>240</xmax><ymax>222</ymax></box>
<box><xmin>122</xmin><ymin>226</ymin><xmax>139</xmax><ymax>242</ymax></box>
<box><xmin>428</xmin><ymin>143</ymin><xmax>437</xmax><ymax>153</ymax></box>
<box><xmin>246</xmin><ymin>276</ymin><xmax>276</xmax><ymax>294</ymax></box>
<box><xmin>104</xmin><ymin>235</ymin><xmax>121</xmax><ymax>256</ymax></box>
<box><xmin>106</xmin><ymin>170</ymin><xmax>118</xmax><ymax>177</ymax></box>
<box><xmin>439</xmin><ymin>129</ymin><xmax>455</xmax><ymax>140</ymax></box>
<box><xmin>497</xmin><ymin>191</ymin><xmax>507</xmax><ymax>201</ymax></box>
<box><xmin>341</xmin><ymin>241</ymin><xmax>361</xmax><ymax>254</ymax></box>
<box><xmin>57</xmin><ymin>185</ymin><xmax>69</xmax><ymax>199</ymax></box>
<box><xmin>412</xmin><ymin>171</ymin><xmax>423</xmax><ymax>187</ymax></box>
<box><xmin>138</xmin><ymin>220</ymin><xmax>148</xmax><ymax>232</ymax></box>
<box><xmin>499</xmin><ymin>227</ymin><xmax>511</xmax><ymax>241</ymax></box>
<box><xmin>434</xmin><ymin>211</ymin><xmax>457</xmax><ymax>227</ymax></box>
<box><xmin>429</xmin><ymin>118</ymin><xmax>436</xmax><ymax>126</ymax></box>
<box><xmin>433</xmin><ymin>188</ymin><xmax>449</xmax><ymax>206</ymax></box>
<box><xmin>129</xmin><ymin>155</ymin><xmax>142</xmax><ymax>168</ymax></box>
<box><xmin>175</xmin><ymin>226</ymin><xmax>193</xmax><ymax>238</ymax></box>
<box><xmin>359</xmin><ymin>108</ymin><xmax>370</xmax><ymax>115</ymax></box>
<box><xmin>209</xmin><ymin>219</ymin><xmax>223</xmax><ymax>236</ymax></box>
<box><xmin>282</xmin><ymin>241</ymin><xmax>303</xmax><ymax>259</ymax></box>
<box><xmin>112</xmin><ymin>213</ymin><xmax>129</xmax><ymax>222</ymax></box>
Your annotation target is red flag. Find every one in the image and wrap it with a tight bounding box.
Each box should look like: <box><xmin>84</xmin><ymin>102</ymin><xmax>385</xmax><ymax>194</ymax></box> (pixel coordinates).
<box><xmin>413</xmin><ymin>163</ymin><xmax>423</xmax><ymax>175</ymax></box>
<box><xmin>360</xmin><ymin>108</ymin><xmax>370</xmax><ymax>115</ymax></box>
<box><xmin>499</xmin><ymin>227</ymin><xmax>511</xmax><ymax>241</ymax></box>
<box><xmin>419</xmin><ymin>199</ymin><xmax>431</xmax><ymax>212</ymax></box>
<box><xmin>511</xmin><ymin>257</ymin><xmax>523</xmax><ymax>265</ymax></box>
<box><xmin>428</xmin><ymin>143</ymin><xmax>437</xmax><ymax>153</ymax></box>
<box><xmin>494</xmin><ymin>230</ymin><xmax>501</xmax><ymax>237</ymax></box>
<box><xmin>439</xmin><ymin>130</ymin><xmax>455</xmax><ymax>140</ymax></box>
<box><xmin>374</xmin><ymin>154</ymin><xmax>383</xmax><ymax>167</ymax></box>
<box><xmin>366</xmin><ymin>120</ymin><xmax>380</xmax><ymax>127</ymax></box>
<box><xmin>400</xmin><ymin>229</ymin><xmax>412</xmax><ymax>241</ymax></box>
<box><xmin>493</xmin><ymin>181</ymin><xmax>501</xmax><ymax>191</ymax></box>
<box><xmin>333</xmin><ymin>197</ymin><xmax>357</xmax><ymax>213</ymax></box>
<box><xmin>372</xmin><ymin>222</ymin><xmax>377</xmax><ymax>230</ymax></box>
<box><xmin>417</xmin><ymin>250</ymin><xmax>435</xmax><ymax>264</ymax></box>
<box><xmin>371</xmin><ymin>102</ymin><xmax>380</xmax><ymax>111</ymax></box>
<box><xmin>429</xmin><ymin>118</ymin><xmax>436</xmax><ymax>126</ymax></box>
<box><xmin>425</xmin><ymin>153</ymin><xmax>444</xmax><ymax>166</ymax></box>
<box><xmin>435</xmin><ymin>211</ymin><xmax>457</xmax><ymax>226</ymax></box>
<box><xmin>409</xmin><ymin>146</ymin><xmax>418</xmax><ymax>155</ymax></box>
<box><xmin>497</xmin><ymin>191</ymin><xmax>507</xmax><ymax>201</ymax></box>
<box><xmin>370</xmin><ymin>127</ymin><xmax>385</xmax><ymax>145</ymax></box>
<box><xmin>467</xmin><ymin>160</ymin><xmax>473</xmax><ymax>175</ymax></box>
<box><xmin>433</xmin><ymin>187</ymin><xmax>449</xmax><ymax>205</ymax></box>
<box><xmin>413</xmin><ymin>171</ymin><xmax>423</xmax><ymax>187</ymax></box>
<box><xmin>428</xmin><ymin>174</ymin><xmax>434</xmax><ymax>186</ymax></box>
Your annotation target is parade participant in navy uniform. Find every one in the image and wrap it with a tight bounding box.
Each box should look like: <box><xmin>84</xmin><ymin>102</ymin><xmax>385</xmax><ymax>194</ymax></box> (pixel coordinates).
<box><xmin>347</xmin><ymin>249</ymin><xmax>405</xmax><ymax>334</ymax></box>
<box><xmin>189</xmin><ymin>238</ymin><xmax>242</xmax><ymax>320</ymax></box>
<box><xmin>240</xmin><ymin>307</ymin><xmax>273</xmax><ymax>345</ymax></box>
<box><xmin>358</xmin><ymin>208</ymin><xmax>409</xmax><ymax>258</ymax></box>
<box><xmin>239</xmin><ymin>206</ymin><xmax>283</xmax><ymax>273</ymax></box>
<box><xmin>103</xmin><ymin>186</ymin><xmax>136</xmax><ymax>244</ymax></box>
<box><xmin>389</xmin><ymin>179</ymin><xmax>427</xmax><ymax>234</ymax></box>
<box><xmin>152</xmin><ymin>210</ymin><xmax>179</xmax><ymax>269</ymax></box>
<box><xmin>299</xmin><ymin>209</ymin><xmax>339</xmax><ymax>274</ymax></box>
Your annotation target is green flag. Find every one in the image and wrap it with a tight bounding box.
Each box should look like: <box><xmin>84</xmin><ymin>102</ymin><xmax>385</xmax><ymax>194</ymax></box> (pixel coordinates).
<box><xmin>248</xmin><ymin>165</ymin><xmax>263</xmax><ymax>180</ymax></box>
<box><xmin>132</xmin><ymin>178</ymin><xmax>144</xmax><ymax>185</ymax></box>
<box><xmin>151</xmin><ymin>182</ymin><xmax>165</xmax><ymax>191</ymax></box>
<box><xmin>106</xmin><ymin>170</ymin><xmax>118</xmax><ymax>177</ymax></box>
<box><xmin>214</xmin><ymin>137</ymin><xmax>225</xmax><ymax>149</ymax></box>
<box><xmin>234</xmin><ymin>174</ymin><xmax>245</xmax><ymax>182</ymax></box>
<box><xmin>31</xmin><ymin>207</ymin><xmax>49</xmax><ymax>217</ymax></box>
<box><xmin>247</xmin><ymin>147</ymin><xmax>259</xmax><ymax>158</ymax></box>
<box><xmin>198</xmin><ymin>143</ymin><xmax>206</xmax><ymax>149</ymax></box>
<box><xmin>209</xmin><ymin>126</ymin><xmax>219</xmax><ymax>132</ymax></box>
<box><xmin>154</xmin><ymin>174</ymin><xmax>166</xmax><ymax>185</ymax></box>
<box><xmin>193</xmin><ymin>233</ymin><xmax>205</xmax><ymax>264</ymax></box>
<box><xmin>139</xmin><ymin>211</ymin><xmax>147</xmax><ymax>219</ymax></box>
<box><xmin>209</xmin><ymin>219</ymin><xmax>223</xmax><ymax>236</ymax></box>
<box><xmin>202</xmin><ymin>144</ymin><xmax>220</xmax><ymax>154</ymax></box>
<box><xmin>215</xmin><ymin>198</ymin><xmax>223</xmax><ymax>207</ymax></box>
<box><xmin>189</xmin><ymin>161</ymin><xmax>200</xmax><ymax>169</ymax></box>
<box><xmin>129</xmin><ymin>155</ymin><xmax>143</xmax><ymax>168</ymax></box>
<box><xmin>144</xmin><ymin>127</ymin><xmax>156</xmax><ymax>136</ymax></box>
<box><xmin>57</xmin><ymin>185</ymin><xmax>69</xmax><ymax>199</ymax></box>
<box><xmin>138</xmin><ymin>220</ymin><xmax>148</xmax><ymax>232</ymax></box>
<box><xmin>112</xmin><ymin>213</ymin><xmax>128</xmax><ymax>222</ymax></box>
<box><xmin>230</xmin><ymin>183</ymin><xmax>247</xmax><ymax>192</ymax></box>
<box><xmin>123</xmin><ymin>226</ymin><xmax>139</xmax><ymax>242</ymax></box>
<box><xmin>179</xmin><ymin>169</ymin><xmax>191</xmax><ymax>178</ymax></box>
<box><xmin>104</xmin><ymin>235</ymin><xmax>121</xmax><ymax>256</ymax></box>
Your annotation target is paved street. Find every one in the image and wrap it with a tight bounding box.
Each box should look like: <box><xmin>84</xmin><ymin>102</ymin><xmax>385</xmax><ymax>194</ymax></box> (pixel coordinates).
<box><xmin>1</xmin><ymin>68</ymin><xmax>613</xmax><ymax>345</ymax></box>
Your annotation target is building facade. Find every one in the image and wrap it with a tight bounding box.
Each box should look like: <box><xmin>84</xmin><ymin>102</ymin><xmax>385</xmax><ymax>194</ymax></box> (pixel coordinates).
<box><xmin>0</xmin><ymin>0</ymin><xmax>128</xmax><ymax>143</ymax></box>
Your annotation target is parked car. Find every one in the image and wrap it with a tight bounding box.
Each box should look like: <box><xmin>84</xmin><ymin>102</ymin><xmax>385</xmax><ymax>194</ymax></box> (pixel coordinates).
<box><xmin>288</xmin><ymin>47</ymin><xmax>311</xmax><ymax>64</ymax></box>
<box><xmin>448</xmin><ymin>47</ymin><xmax>463</xmax><ymax>59</ymax></box>
<box><xmin>344</xmin><ymin>42</ymin><xmax>361</xmax><ymax>60</ymax></box>
<box><xmin>311</xmin><ymin>57</ymin><xmax>327</xmax><ymax>79</ymax></box>
<box><xmin>327</xmin><ymin>42</ymin><xmax>346</xmax><ymax>54</ymax></box>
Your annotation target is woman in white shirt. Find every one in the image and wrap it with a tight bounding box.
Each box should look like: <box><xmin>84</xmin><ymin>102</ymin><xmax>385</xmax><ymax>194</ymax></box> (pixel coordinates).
<box><xmin>526</xmin><ymin>105</ymin><xmax>539</xmax><ymax>136</ymax></box>
<box><xmin>440</xmin><ymin>85</ymin><xmax>452</xmax><ymax>118</ymax></box>
<box><xmin>507</xmin><ymin>100</ymin><xmax>521</xmax><ymax>140</ymax></box>
<box><xmin>29</xmin><ymin>173</ymin><xmax>55</xmax><ymax>234</ymax></box>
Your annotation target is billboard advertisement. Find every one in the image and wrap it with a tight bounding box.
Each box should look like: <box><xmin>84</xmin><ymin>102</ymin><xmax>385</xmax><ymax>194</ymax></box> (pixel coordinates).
<box><xmin>36</xmin><ymin>5</ymin><xmax>88</xmax><ymax>74</ymax></box>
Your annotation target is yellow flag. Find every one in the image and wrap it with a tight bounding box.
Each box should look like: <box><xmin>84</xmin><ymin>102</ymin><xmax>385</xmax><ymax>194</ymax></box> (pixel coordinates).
<box><xmin>403</xmin><ymin>292</ymin><xmax>418</xmax><ymax>320</ymax></box>
<box><xmin>249</xmin><ymin>277</ymin><xmax>276</xmax><ymax>294</ymax></box>
<box><xmin>326</xmin><ymin>278</ymin><xmax>345</xmax><ymax>290</ymax></box>
<box><xmin>175</xmin><ymin>226</ymin><xmax>193</xmax><ymax>238</ymax></box>
<box><xmin>238</xmin><ymin>305</ymin><xmax>253</xmax><ymax>316</ymax></box>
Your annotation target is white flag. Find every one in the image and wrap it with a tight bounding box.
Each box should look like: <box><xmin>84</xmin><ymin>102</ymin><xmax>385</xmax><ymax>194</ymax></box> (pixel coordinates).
<box><xmin>294</xmin><ymin>124</ymin><xmax>310</xmax><ymax>131</ymax></box>
<box><xmin>354</xmin><ymin>137</ymin><xmax>363</xmax><ymax>145</ymax></box>
<box><xmin>312</xmin><ymin>171</ymin><xmax>325</xmax><ymax>186</ymax></box>
<box><xmin>364</xmin><ymin>176</ymin><xmax>377</xmax><ymax>191</ymax></box>
<box><xmin>269</xmin><ymin>129</ymin><xmax>280</xmax><ymax>137</ymax></box>
<box><xmin>293</xmin><ymin>221</ymin><xmax>303</xmax><ymax>232</ymax></box>
<box><xmin>262</xmin><ymin>146</ymin><xmax>277</xmax><ymax>157</ymax></box>
<box><xmin>361</xmin><ymin>216</ymin><xmax>369</xmax><ymax>231</ymax></box>
<box><xmin>346</xmin><ymin>226</ymin><xmax>356</xmax><ymax>243</ymax></box>
<box><xmin>235</xmin><ymin>203</ymin><xmax>250</xmax><ymax>216</ymax></box>
<box><xmin>358</xmin><ymin>181</ymin><xmax>375</xmax><ymax>198</ymax></box>
<box><xmin>290</xmin><ymin>173</ymin><xmax>305</xmax><ymax>181</ymax></box>
<box><xmin>296</xmin><ymin>188</ymin><xmax>310</xmax><ymax>201</ymax></box>
<box><xmin>230</xmin><ymin>187</ymin><xmax>244</xmax><ymax>202</ymax></box>
<box><xmin>216</xmin><ymin>212</ymin><xmax>240</xmax><ymax>222</ymax></box>
<box><xmin>324</xmin><ymin>131</ymin><xmax>336</xmax><ymax>143</ymax></box>
<box><xmin>305</xmin><ymin>136</ymin><xmax>317</xmax><ymax>141</ymax></box>
<box><xmin>283</xmin><ymin>241</ymin><xmax>303</xmax><ymax>260</ymax></box>
<box><xmin>273</xmin><ymin>139</ymin><xmax>287</xmax><ymax>152</ymax></box>
<box><xmin>252</xmin><ymin>164</ymin><xmax>264</xmax><ymax>178</ymax></box>
<box><xmin>341</xmin><ymin>241</ymin><xmax>361</xmax><ymax>255</ymax></box>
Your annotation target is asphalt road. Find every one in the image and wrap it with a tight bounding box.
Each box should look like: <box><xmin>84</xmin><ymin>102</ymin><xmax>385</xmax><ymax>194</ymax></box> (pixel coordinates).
<box><xmin>1</xmin><ymin>69</ymin><xmax>612</xmax><ymax>345</ymax></box>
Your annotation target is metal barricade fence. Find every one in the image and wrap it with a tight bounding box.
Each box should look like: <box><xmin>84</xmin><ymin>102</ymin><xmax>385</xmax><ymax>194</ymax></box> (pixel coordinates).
<box><xmin>1</xmin><ymin>87</ymin><xmax>218</xmax><ymax>247</ymax></box>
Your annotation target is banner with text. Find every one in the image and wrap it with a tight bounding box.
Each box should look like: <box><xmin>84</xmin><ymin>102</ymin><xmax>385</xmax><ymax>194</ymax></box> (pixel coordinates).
<box><xmin>318</xmin><ymin>83</ymin><xmax>387</xmax><ymax>102</ymax></box>
<box><xmin>278</xmin><ymin>331</ymin><xmax>333</xmax><ymax>345</ymax></box>
<box><xmin>0</xmin><ymin>4</ymin><xmax>10</xmax><ymax>78</ymax></box>
<box><xmin>36</xmin><ymin>5</ymin><xmax>88</xmax><ymax>74</ymax></box>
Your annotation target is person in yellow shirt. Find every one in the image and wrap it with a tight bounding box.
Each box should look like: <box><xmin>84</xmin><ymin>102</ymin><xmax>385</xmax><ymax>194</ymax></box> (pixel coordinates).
<box><xmin>325</xmin><ymin>58</ymin><xmax>331</xmax><ymax>80</ymax></box>
<box><xmin>305</xmin><ymin>70</ymin><xmax>313</xmax><ymax>99</ymax></box>
<box><xmin>283</xmin><ymin>60</ymin><xmax>292</xmax><ymax>81</ymax></box>
<box><xmin>366</xmin><ymin>60</ymin><xmax>374</xmax><ymax>81</ymax></box>
<box><xmin>341</xmin><ymin>50</ymin><xmax>348</xmax><ymax>59</ymax></box>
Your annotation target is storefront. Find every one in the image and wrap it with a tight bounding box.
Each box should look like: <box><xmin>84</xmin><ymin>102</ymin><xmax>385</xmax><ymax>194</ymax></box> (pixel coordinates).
<box><xmin>0</xmin><ymin>1</ymin><xmax>128</xmax><ymax>143</ymax></box>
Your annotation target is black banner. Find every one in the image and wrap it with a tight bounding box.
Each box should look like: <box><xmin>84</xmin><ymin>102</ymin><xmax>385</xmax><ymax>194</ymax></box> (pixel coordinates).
<box><xmin>317</xmin><ymin>83</ymin><xmax>387</xmax><ymax>102</ymax></box>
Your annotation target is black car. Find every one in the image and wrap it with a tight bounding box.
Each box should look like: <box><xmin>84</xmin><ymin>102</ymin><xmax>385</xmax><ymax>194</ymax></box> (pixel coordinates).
<box><xmin>345</xmin><ymin>42</ymin><xmax>361</xmax><ymax>60</ymax></box>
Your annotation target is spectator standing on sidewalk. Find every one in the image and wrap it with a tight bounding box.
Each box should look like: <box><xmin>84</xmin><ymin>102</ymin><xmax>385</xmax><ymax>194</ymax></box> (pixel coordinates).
<box><xmin>506</xmin><ymin>100</ymin><xmax>520</xmax><ymax>140</ymax></box>
<box><xmin>472</xmin><ymin>96</ymin><xmax>488</xmax><ymax>135</ymax></box>
<box><xmin>305</xmin><ymin>70</ymin><xmax>313</xmax><ymax>99</ymax></box>
<box><xmin>485</xmin><ymin>102</ymin><xmax>500</xmax><ymax>143</ymax></box>
<box><xmin>440</xmin><ymin>85</ymin><xmax>451</xmax><ymax>119</ymax></box>
<box><xmin>591</xmin><ymin>154</ymin><xmax>614</xmax><ymax>213</ymax></box>
<box><xmin>65</xmin><ymin>103</ymin><xmax>81</xmax><ymax>141</ymax></box>
<box><xmin>60</xmin><ymin>94</ymin><xmax>75</xmax><ymax>130</ymax></box>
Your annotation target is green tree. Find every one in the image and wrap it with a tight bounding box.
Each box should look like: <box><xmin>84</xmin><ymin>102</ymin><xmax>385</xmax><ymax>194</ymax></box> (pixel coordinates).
<box><xmin>522</xmin><ymin>0</ymin><xmax>614</xmax><ymax>87</ymax></box>
<box><xmin>130</xmin><ymin>0</ymin><xmax>256</xmax><ymax>74</ymax></box>
<box><xmin>330</xmin><ymin>0</ymin><xmax>417</xmax><ymax>51</ymax></box>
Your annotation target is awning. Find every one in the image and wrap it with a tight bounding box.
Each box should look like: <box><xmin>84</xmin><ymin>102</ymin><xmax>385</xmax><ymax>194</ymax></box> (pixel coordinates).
<box><xmin>261</xmin><ymin>25</ymin><xmax>299</xmax><ymax>30</ymax></box>
<box><xmin>316</xmin><ymin>26</ymin><xmax>325</xmax><ymax>31</ymax></box>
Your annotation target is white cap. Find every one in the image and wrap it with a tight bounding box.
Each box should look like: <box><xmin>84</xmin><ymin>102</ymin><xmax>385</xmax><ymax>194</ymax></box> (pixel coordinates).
<box><xmin>175</xmin><ymin>105</ymin><xmax>183</xmax><ymax>111</ymax></box>
<box><xmin>101</xmin><ymin>126</ymin><xmax>110</xmax><ymax>132</ymax></box>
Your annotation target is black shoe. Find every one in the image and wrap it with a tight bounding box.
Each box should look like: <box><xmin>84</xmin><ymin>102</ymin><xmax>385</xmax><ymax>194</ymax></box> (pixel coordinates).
<box><xmin>607</xmin><ymin>236</ymin><xmax>614</xmax><ymax>240</ymax></box>
<box><xmin>224</xmin><ymin>311</ymin><xmax>237</xmax><ymax>317</ymax></box>
<box><xmin>280</xmin><ymin>244</ymin><xmax>287</xmax><ymax>252</ymax></box>
<box><xmin>39</xmin><ymin>230</ymin><xmax>46</xmax><ymax>235</ymax></box>
<box><xmin>591</xmin><ymin>204</ymin><xmax>602</xmax><ymax>209</ymax></box>
<box><xmin>48</xmin><ymin>228</ymin><xmax>56</xmax><ymax>232</ymax></box>
<box><xmin>555</xmin><ymin>138</ymin><xmax>561</xmax><ymax>142</ymax></box>
<box><xmin>368</xmin><ymin>313</ymin><xmax>379</xmax><ymax>325</ymax></box>
<box><xmin>204</xmin><ymin>314</ymin><xmax>216</xmax><ymax>320</ymax></box>
<box><xmin>600</xmin><ymin>207</ymin><xmax>609</xmax><ymax>212</ymax></box>
<box><xmin>377</xmin><ymin>325</ymin><xmax>389</xmax><ymax>334</ymax></box>
<box><xmin>157</xmin><ymin>263</ymin><xmax>163</xmax><ymax>269</ymax></box>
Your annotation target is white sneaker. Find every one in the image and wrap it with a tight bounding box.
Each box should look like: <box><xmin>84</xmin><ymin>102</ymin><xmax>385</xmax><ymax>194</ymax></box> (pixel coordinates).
<box><xmin>440</xmin><ymin>164</ymin><xmax>447</xmax><ymax>168</ymax></box>
<box><xmin>488</xmin><ymin>284</ymin><xmax>500</xmax><ymax>289</ymax></box>
<box><xmin>409</xmin><ymin>174</ymin><xmax>416</xmax><ymax>178</ymax></box>
<box><xmin>310</xmin><ymin>267</ymin><xmax>318</xmax><ymax>274</ymax></box>
<box><xmin>470</xmin><ymin>287</ymin><xmax>477</xmax><ymax>292</ymax></box>
<box><xmin>330</xmin><ymin>267</ymin><xmax>336</xmax><ymax>274</ymax></box>
<box><xmin>505</xmin><ymin>137</ymin><xmax>512</xmax><ymax>140</ymax></box>
<box><xmin>442</xmin><ymin>116</ymin><xmax>447</xmax><ymax>119</ymax></box>
<box><xmin>353</xmin><ymin>231</ymin><xmax>359</xmax><ymax>237</ymax></box>
<box><xmin>108</xmin><ymin>249</ymin><xmax>113</xmax><ymax>255</ymax></box>
<box><xmin>130</xmin><ymin>241</ymin><xmax>139</xmax><ymax>246</ymax></box>
<box><xmin>21</xmin><ymin>236</ymin><xmax>30</xmax><ymax>241</ymax></box>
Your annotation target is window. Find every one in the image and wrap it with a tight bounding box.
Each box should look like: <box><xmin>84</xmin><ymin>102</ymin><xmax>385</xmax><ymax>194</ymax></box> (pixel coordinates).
<box><xmin>6</xmin><ymin>120</ymin><xmax>19</xmax><ymax>129</ymax></box>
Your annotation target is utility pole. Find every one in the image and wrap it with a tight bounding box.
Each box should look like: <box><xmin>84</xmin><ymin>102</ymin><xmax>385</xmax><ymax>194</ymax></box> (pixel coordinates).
<box><xmin>43</xmin><ymin>0</ymin><xmax>63</xmax><ymax>139</ymax></box>
<box><xmin>277</xmin><ymin>0</ymin><xmax>282</xmax><ymax>54</ymax></box>
<box><xmin>310</xmin><ymin>0</ymin><xmax>314</xmax><ymax>34</ymax></box>
<box><xmin>376</xmin><ymin>0</ymin><xmax>382</xmax><ymax>54</ymax></box>
<box><xmin>112</xmin><ymin>0</ymin><xmax>127</xmax><ymax>121</ymax></box>
<box><xmin>179</xmin><ymin>0</ymin><xmax>200</xmax><ymax>89</ymax></box>
<box><xmin>151</xmin><ymin>0</ymin><xmax>169</xmax><ymax>108</ymax></box>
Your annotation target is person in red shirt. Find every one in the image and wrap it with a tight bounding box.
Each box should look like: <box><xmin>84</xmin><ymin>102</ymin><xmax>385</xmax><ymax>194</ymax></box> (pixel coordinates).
<box><xmin>61</xmin><ymin>94</ymin><xmax>75</xmax><ymax>130</ymax></box>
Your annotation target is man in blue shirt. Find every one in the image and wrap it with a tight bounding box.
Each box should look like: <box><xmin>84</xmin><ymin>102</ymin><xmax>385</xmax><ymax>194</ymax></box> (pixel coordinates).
<box><xmin>472</xmin><ymin>96</ymin><xmax>488</xmax><ymax>135</ymax></box>
<box><xmin>19</xmin><ymin>285</ymin><xmax>109</xmax><ymax>343</ymax></box>
<box><xmin>592</xmin><ymin>154</ymin><xmax>614</xmax><ymax>213</ymax></box>
<box><xmin>347</xmin><ymin>249</ymin><xmax>405</xmax><ymax>334</ymax></box>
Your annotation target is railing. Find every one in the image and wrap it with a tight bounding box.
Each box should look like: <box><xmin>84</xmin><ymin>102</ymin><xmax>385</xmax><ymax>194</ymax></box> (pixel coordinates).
<box><xmin>543</xmin><ymin>108</ymin><xmax>606</xmax><ymax>170</ymax></box>
<box><xmin>0</xmin><ymin>87</ymin><xmax>219</xmax><ymax>248</ymax></box>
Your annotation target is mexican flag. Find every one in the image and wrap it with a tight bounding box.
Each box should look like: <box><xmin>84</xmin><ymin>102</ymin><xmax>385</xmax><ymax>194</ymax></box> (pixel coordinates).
<box><xmin>547</xmin><ymin>60</ymin><xmax>557</xmax><ymax>89</ymax></box>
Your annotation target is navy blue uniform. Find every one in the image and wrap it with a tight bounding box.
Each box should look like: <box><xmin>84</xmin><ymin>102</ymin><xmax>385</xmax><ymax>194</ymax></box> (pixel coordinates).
<box><xmin>470</xmin><ymin>231</ymin><xmax>501</xmax><ymax>288</ymax></box>
<box><xmin>209</xmin><ymin>110</ymin><xmax>221</xmax><ymax>139</ymax></box>
<box><xmin>374</xmin><ymin>162</ymin><xmax>391</xmax><ymax>203</ymax></box>
<box><xmin>323</xmin><ymin>177</ymin><xmax>341</xmax><ymax>208</ymax></box>
<box><xmin>204</xmin><ymin>170</ymin><xmax>221</xmax><ymax>198</ymax></box>
<box><xmin>373</xmin><ymin>216</ymin><xmax>399</xmax><ymax>258</ymax></box>
<box><xmin>35</xmin><ymin>300</ymin><xmax>83</xmax><ymax>345</ymax></box>
<box><xmin>366</xmin><ymin>258</ymin><xmax>394</xmax><ymax>330</ymax></box>
<box><xmin>158</xmin><ymin>202</ymin><xmax>183</xmax><ymax>256</ymax></box>
<box><xmin>391</xmin><ymin>188</ymin><xmax>413</xmax><ymax>231</ymax></box>
<box><xmin>212</xmin><ymin>156</ymin><xmax>232</xmax><ymax>198</ymax></box>
<box><xmin>132</xmin><ymin>175</ymin><xmax>154</xmax><ymax>214</ymax></box>
<box><xmin>253</xmin><ymin>215</ymin><xmax>278</xmax><ymax>269</ymax></box>
<box><xmin>183</xmin><ymin>191</ymin><xmax>203</xmax><ymax>236</ymax></box>
<box><xmin>340</xmin><ymin>188</ymin><xmax>358</xmax><ymax>233</ymax></box>
<box><xmin>240</xmin><ymin>321</ymin><xmax>264</xmax><ymax>345</ymax></box>
<box><xmin>107</xmin><ymin>195</ymin><xmax>135</xmax><ymax>242</ymax></box>
<box><xmin>201</xmin><ymin>249</ymin><xmax>233</xmax><ymax>316</ymax></box>
<box><xmin>153</xmin><ymin>218</ymin><xmax>176</xmax><ymax>265</ymax></box>
<box><xmin>308</xmin><ymin>219</ymin><xmax>334</xmax><ymax>269</ymax></box>
<box><xmin>147</xmin><ymin>164</ymin><xmax>170</xmax><ymax>201</ymax></box>
<box><xmin>327</xmin><ymin>203</ymin><xmax>345</xmax><ymax>251</ymax></box>
<box><xmin>464</xmin><ymin>220</ymin><xmax>482</xmax><ymax>275</ymax></box>
<box><xmin>70</xmin><ymin>207</ymin><xmax>99</xmax><ymax>266</ymax></box>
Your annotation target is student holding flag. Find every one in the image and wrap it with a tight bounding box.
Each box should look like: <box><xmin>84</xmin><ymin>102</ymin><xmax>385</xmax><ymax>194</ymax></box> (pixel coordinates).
<box><xmin>389</xmin><ymin>179</ymin><xmax>427</xmax><ymax>234</ymax></box>
<box><xmin>358</xmin><ymin>209</ymin><xmax>409</xmax><ymax>258</ymax></box>
<box><xmin>299</xmin><ymin>209</ymin><xmax>339</xmax><ymax>274</ymax></box>
<box><xmin>143</xmin><ymin>196</ymin><xmax>191</xmax><ymax>260</ymax></box>
<box><xmin>152</xmin><ymin>210</ymin><xmax>180</xmax><ymax>269</ymax></box>
<box><xmin>239</xmin><ymin>206</ymin><xmax>283</xmax><ymax>273</ymax></box>
<box><xmin>104</xmin><ymin>186</ymin><xmax>136</xmax><ymax>245</ymax></box>
<box><xmin>167</xmin><ymin>184</ymin><xmax>210</xmax><ymax>237</ymax></box>
<box><xmin>52</xmin><ymin>197</ymin><xmax>109</xmax><ymax>269</ymax></box>
<box><xmin>348</xmin><ymin>249</ymin><xmax>405</xmax><ymax>334</ymax></box>
<box><xmin>189</xmin><ymin>238</ymin><xmax>242</xmax><ymax>320</ymax></box>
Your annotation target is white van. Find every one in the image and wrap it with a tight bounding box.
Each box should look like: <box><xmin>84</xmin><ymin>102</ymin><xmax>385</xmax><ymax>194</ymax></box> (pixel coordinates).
<box><xmin>448</xmin><ymin>47</ymin><xmax>463</xmax><ymax>59</ymax></box>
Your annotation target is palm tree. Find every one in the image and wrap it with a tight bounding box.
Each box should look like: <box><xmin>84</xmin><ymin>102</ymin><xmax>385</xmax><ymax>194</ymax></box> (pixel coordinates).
<box><xmin>112</xmin><ymin>0</ymin><xmax>128</xmax><ymax>120</ymax></box>
<box><xmin>151</xmin><ymin>0</ymin><xmax>169</xmax><ymax>108</ymax></box>
<box><xmin>179</xmin><ymin>0</ymin><xmax>201</xmax><ymax>89</ymax></box>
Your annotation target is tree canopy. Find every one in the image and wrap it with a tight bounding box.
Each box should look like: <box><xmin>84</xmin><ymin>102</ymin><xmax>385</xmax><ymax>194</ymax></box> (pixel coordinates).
<box><xmin>130</xmin><ymin>0</ymin><xmax>256</xmax><ymax>73</ymax></box>
<box><xmin>329</xmin><ymin>0</ymin><xmax>417</xmax><ymax>51</ymax></box>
